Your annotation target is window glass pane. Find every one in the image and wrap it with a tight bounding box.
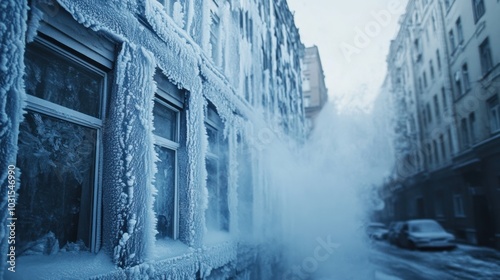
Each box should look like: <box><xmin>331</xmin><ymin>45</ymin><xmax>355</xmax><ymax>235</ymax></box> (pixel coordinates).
<box><xmin>17</xmin><ymin>111</ymin><xmax>96</xmax><ymax>254</ymax></box>
<box><xmin>206</xmin><ymin>125</ymin><xmax>219</xmax><ymax>155</ymax></box>
<box><xmin>206</xmin><ymin>157</ymin><xmax>219</xmax><ymax>230</ymax></box>
<box><xmin>153</xmin><ymin>102</ymin><xmax>177</xmax><ymax>141</ymax></box>
<box><xmin>154</xmin><ymin>145</ymin><xmax>176</xmax><ymax>239</ymax></box>
<box><xmin>24</xmin><ymin>43</ymin><xmax>103</xmax><ymax>118</ymax></box>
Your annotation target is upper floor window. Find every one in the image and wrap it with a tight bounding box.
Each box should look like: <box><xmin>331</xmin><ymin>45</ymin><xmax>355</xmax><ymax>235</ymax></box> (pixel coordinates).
<box><xmin>456</xmin><ymin>17</ymin><xmax>464</xmax><ymax>45</ymax></box>
<box><xmin>429</xmin><ymin>60</ymin><xmax>435</xmax><ymax>80</ymax></box>
<box><xmin>441</xmin><ymin>87</ymin><xmax>448</xmax><ymax>112</ymax></box>
<box><xmin>17</xmin><ymin>38</ymin><xmax>108</xmax><ymax>255</ymax></box>
<box><xmin>462</xmin><ymin>63</ymin><xmax>471</xmax><ymax>92</ymax></box>
<box><xmin>436</xmin><ymin>49</ymin><xmax>442</xmax><ymax>72</ymax></box>
<box><xmin>448</xmin><ymin>30</ymin><xmax>456</xmax><ymax>53</ymax></box>
<box><xmin>433</xmin><ymin>94</ymin><xmax>440</xmax><ymax>120</ymax></box>
<box><xmin>472</xmin><ymin>0</ymin><xmax>485</xmax><ymax>23</ymax></box>
<box><xmin>479</xmin><ymin>38</ymin><xmax>493</xmax><ymax>76</ymax></box>
<box><xmin>488</xmin><ymin>96</ymin><xmax>500</xmax><ymax>133</ymax></box>
<box><xmin>205</xmin><ymin>105</ymin><xmax>229</xmax><ymax>232</ymax></box>
<box><xmin>455</xmin><ymin>71</ymin><xmax>463</xmax><ymax>97</ymax></box>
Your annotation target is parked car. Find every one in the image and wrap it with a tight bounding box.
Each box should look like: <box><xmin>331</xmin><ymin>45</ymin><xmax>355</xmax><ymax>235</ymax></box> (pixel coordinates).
<box><xmin>367</xmin><ymin>222</ymin><xmax>389</xmax><ymax>240</ymax></box>
<box><xmin>387</xmin><ymin>221</ymin><xmax>403</xmax><ymax>246</ymax></box>
<box><xmin>397</xmin><ymin>219</ymin><xmax>456</xmax><ymax>250</ymax></box>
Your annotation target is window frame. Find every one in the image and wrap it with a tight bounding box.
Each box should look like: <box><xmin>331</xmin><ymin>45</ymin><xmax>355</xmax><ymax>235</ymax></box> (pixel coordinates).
<box><xmin>472</xmin><ymin>0</ymin><xmax>485</xmax><ymax>23</ymax></box>
<box><xmin>479</xmin><ymin>38</ymin><xmax>493</xmax><ymax>76</ymax></box>
<box><xmin>448</xmin><ymin>30</ymin><xmax>456</xmax><ymax>54</ymax></box>
<box><xmin>462</xmin><ymin>63</ymin><xmax>471</xmax><ymax>92</ymax></box>
<box><xmin>21</xmin><ymin>37</ymin><xmax>109</xmax><ymax>253</ymax></box>
<box><xmin>152</xmin><ymin>96</ymin><xmax>181</xmax><ymax>241</ymax></box>
<box><xmin>456</xmin><ymin>17</ymin><xmax>464</xmax><ymax>45</ymax></box>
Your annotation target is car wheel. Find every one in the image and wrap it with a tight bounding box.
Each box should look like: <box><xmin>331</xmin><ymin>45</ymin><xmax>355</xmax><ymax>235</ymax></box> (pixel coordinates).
<box><xmin>408</xmin><ymin>241</ymin><xmax>416</xmax><ymax>250</ymax></box>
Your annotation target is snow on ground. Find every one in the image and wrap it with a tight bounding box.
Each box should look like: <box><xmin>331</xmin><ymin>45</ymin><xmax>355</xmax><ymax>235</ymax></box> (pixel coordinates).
<box><xmin>368</xmin><ymin>241</ymin><xmax>500</xmax><ymax>280</ymax></box>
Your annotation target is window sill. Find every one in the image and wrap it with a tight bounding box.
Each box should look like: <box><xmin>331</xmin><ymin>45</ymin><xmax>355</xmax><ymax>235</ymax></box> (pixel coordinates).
<box><xmin>151</xmin><ymin>238</ymin><xmax>193</xmax><ymax>260</ymax></box>
<box><xmin>204</xmin><ymin>230</ymin><xmax>233</xmax><ymax>245</ymax></box>
<box><xmin>6</xmin><ymin>251</ymin><xmax>115</xmax><ymax>280</ymax></box>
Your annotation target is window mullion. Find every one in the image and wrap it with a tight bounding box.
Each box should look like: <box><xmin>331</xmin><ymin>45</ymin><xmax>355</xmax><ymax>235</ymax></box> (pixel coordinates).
<box><xmin>26</xmin><ymin>95</ymin><xmax>102</xmax><ymax>129</ymax></box>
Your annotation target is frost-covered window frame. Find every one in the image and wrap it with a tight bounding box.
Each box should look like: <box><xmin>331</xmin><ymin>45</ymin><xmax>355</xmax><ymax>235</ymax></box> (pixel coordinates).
<box><xmin>152</xmin><ymin>83</ymin><xmax>183</xmax><ymax>241</ymax></box>
<box><xmin>19</xmin><ymin>36</ymin><xmax>109</xmax><ymax>254</ymax></box>
<box><xmin>209</xmin><ymin>11</ymin><xmax>221</xmax><ymax>67</ymax></box>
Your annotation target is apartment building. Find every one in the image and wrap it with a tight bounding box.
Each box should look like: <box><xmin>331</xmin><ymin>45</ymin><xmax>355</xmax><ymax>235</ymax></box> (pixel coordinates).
<box><xmin>0</xmin><ymin>0</ymin><xmax>304</xmax><ymax>278</ymax></box>
<box><xmin>382</xmin><ymin>0</ymin><xmax>500</xmax><ymax>249</ymax></box>
<box><xmin>301</xmin><ymin>46</ymin><xmax>328</xmax><ymax>133</ymax></box>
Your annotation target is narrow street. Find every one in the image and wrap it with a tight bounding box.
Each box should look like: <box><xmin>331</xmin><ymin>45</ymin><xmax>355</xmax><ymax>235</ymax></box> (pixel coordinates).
<box><xmin>370</xmin><ymin>242</ymin><xmax>500</xmax><ymax>280</ymax></box>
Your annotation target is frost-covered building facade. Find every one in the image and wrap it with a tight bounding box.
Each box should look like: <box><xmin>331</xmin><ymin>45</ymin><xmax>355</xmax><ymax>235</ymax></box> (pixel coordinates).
<box><xmin>0</xmin><ymin>0</ymin><xmax>304</xmax><ymax>278</ymax></box>
<box><xmin>382</xmin><ymin>0</ymin><xmax>500</xmax><ymax>249</ymax></box>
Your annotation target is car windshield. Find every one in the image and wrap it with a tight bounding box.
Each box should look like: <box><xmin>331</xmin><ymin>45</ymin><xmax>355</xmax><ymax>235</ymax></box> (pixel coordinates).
<box><xmin>410</xmin><ymin>221</ymin><xmax>444</xmax><ymax>233</ymax></box>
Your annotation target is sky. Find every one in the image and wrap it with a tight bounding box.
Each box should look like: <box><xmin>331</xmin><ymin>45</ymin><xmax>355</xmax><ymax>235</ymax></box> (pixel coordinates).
<box><xmin>287</xmin><ymin>0</ymin><xmax>409</xmax><ymax>112</ymax></box>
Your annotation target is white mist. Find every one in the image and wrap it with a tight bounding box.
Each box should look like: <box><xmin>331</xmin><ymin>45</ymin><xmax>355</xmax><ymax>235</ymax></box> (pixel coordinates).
<box><xmin>259</xmin><ymin>101</ymin><xmax>395</xmax><ymax>279</ymax></box>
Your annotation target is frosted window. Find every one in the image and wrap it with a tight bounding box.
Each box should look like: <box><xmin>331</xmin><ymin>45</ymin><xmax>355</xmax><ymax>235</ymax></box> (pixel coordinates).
<box><xmin>206</xmin><ymin>157</ymin><xmax>229</xmax><ymax>231</ymax></box>
<box><xmin>206</xmin><ymin>125</ymin><xmax>219</xmax><ymax>154</ymax></box>
<box><xmin>152</xmin><ymin>98</ymin><xmax>181</xmax><ymax>240</ymax></box>
<box><xmin>24</xmin><ymin>43</ymin><xmax>103</xmax><ymax>118</ymax></box>
<box><xmin>206</xmin><ymin>157</ymin><xmax>219</xmax><ymax>230</ymax></box>
<box><xmin>17</xmin><ymin>111</ymin><xmax>96</xmax><ymax>253</ymax></box>
<box><xmin>205</xmin><ymin>108</ymin><xmax>229</xmax><ymax>232</ymax></box>
<box><xmin>153</xmin><ymin>102</ymin><xmax>177</xmax><ymax>141</ymax></box>
<box><xmin>154</xmin><ymin>146</ymin><xmax>176</xmax><ymax>239</ymax></box>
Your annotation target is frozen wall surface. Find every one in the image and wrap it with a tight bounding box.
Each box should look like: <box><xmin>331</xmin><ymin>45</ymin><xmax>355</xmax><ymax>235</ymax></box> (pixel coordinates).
<box><xmin>1</xmin><ymin>0</ymin><xmax>305</xmax><ymax>279</ymax></box>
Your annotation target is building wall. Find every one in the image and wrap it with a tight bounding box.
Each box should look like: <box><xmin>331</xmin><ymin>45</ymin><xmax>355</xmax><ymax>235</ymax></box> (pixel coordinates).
<box><xmin>383</xmin><ymin>0</ymin><xmax>500</xmax><ymax>249</ymax></box>
<box><xmin>0</xmin><ymin>0</ymin><xmax>305</xmax><ymax>278</ymax></box>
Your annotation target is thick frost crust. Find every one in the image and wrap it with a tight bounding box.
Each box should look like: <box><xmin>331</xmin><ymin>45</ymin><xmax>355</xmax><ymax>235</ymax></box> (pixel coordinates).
<box><xmin>102</xmin><ymin>43</ymin><xmax>157</xmax><ymax>268</ymax></box>
<box><xmin>0</xmin><ymin>0</ymin><xmax>28</xmax><ymax>277</ymax></box>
